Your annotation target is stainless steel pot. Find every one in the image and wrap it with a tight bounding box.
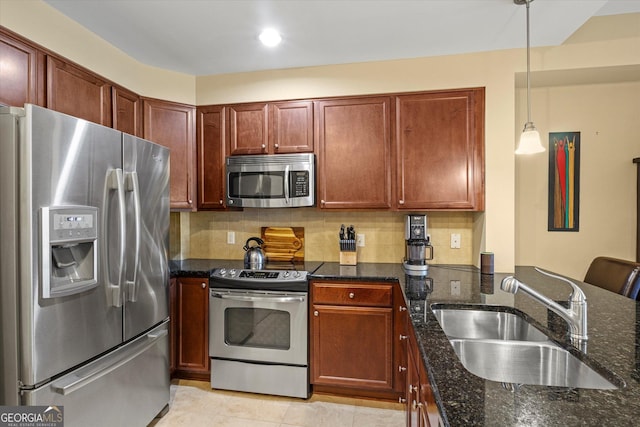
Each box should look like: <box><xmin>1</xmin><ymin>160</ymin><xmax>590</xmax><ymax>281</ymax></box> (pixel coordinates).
<box><xmin>243</xmin><ymin>237</ymin><xmax>265</xmax><ymax>269</ymax></box>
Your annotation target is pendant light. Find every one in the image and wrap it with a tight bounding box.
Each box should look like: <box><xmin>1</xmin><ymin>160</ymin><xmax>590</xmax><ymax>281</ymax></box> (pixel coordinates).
<box><xmin>515</xmin><ymin>0</ymin><xmax>545</xmax><ymax>154</ymax></box>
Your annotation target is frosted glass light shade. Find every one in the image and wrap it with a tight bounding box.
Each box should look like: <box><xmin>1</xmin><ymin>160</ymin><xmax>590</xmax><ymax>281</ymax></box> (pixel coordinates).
<box><xmin>259</xmin><ymin>29</ymin><xmax>282</xmax><ymax>47</ymax></box>
<box><xmin>515</xmin><ymin>123</ymin><xmax>544</xmax><ymax>155</ymax></box>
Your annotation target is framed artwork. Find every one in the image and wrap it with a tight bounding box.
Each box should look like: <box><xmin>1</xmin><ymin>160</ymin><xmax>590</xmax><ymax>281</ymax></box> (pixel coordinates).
<box><xmin>548</xmin><ymin>132</ymin><xmax>580</xmax><ymax>232</ymax></box>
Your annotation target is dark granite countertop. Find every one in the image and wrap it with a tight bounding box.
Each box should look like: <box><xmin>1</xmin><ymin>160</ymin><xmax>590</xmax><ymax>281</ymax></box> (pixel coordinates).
<box><xmin>171</xmin><ymin>259</ymin><xmax>640</xmax><ymax>426</ymax></box>
<box><xmin>312</xmin><ymin>262</ymin><xmax>640</xmax><ymax>427</ymax></box>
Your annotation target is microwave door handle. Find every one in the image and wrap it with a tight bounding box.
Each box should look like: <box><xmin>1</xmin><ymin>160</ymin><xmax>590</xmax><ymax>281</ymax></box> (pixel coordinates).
<box><xmin>284</xmin><ymin>164</ymin><xmax>290</xmax><ymax>205</ymax></box>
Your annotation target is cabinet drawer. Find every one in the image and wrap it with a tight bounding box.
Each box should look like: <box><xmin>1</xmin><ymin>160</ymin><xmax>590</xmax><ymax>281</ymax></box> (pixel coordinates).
<box><xmin>312</xmin><ymin>282</ymin><xmax>393</xmax><ymax>307</ymax></box>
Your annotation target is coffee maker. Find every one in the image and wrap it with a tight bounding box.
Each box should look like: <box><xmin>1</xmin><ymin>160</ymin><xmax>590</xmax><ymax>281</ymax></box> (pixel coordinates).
<box><xmin>403</xmin><ymin>214</ymin><xmax>433</xmax><ymax>273</ymax></box>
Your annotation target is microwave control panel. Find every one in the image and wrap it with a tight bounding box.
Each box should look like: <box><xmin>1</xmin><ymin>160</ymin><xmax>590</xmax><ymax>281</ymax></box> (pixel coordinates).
<box><xmin>290</xmin><ymin>171</ymin><xmax>310</xmax><ymax>197</ymax></box>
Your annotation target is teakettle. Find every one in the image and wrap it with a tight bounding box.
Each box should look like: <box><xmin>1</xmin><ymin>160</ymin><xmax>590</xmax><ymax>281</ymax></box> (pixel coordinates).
<box><xmin>243</xmin><ymin>237</ymin><xmax>265</xmax><ymax>269</ymax></box>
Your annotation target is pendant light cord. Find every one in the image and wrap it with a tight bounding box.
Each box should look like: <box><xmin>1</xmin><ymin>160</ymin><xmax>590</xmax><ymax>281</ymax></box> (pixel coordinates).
<box><xmin>525</xmin><ymin>0</ymin><xmax>532</xmax><ymax>125</ymax></box>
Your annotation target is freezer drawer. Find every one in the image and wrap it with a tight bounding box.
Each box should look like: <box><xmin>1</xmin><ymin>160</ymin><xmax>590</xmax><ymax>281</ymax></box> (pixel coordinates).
<box><xmin>23</xmin><ymin>321</ymin><xmax>170</xmax><ymax>427</ymax></box>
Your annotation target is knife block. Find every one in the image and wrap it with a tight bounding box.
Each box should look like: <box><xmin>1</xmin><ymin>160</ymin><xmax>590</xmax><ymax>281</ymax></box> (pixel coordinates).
<box><xmin>339</xmin><ymin>250</ymin><xmax>357</xmax><ymax>266</ymax></box>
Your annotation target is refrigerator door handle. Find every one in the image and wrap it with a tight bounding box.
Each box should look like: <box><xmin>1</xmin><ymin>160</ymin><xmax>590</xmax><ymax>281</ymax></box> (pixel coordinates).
<box><xmin>104</xmin><ymin>168</ymin><xmax>126</xmax><ymax>307</ymax></box>
<box><xmin>125</xmin><ymin>171</ymin><xmax>141</xmax><ymax>302</ymax></box>
<box><xmin>49</xmin><ymin>329</ymin><xmax>168</xmax><ymax>396</ymax></box>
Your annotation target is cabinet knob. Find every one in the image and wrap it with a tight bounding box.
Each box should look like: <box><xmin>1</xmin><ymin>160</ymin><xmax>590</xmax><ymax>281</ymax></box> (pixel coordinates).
<box><xmin>314</xmin><ymin>310</ymin><xmax>319</xmax><ymax>316</ymax></box>
<box><xmin>201</xmin><ymin>282</ymin><xmax>206</xmax><ymax>289</ymax></box>
<box><xmin>261</xmin><ymin>144</ymin><xmax>266</xmax><ymax>149</ymax></box>
<box><xmin>320</xmin><ymin>199</ymin><xmax>325</xmax><ymax>205</ymax></box>
<box><xmin>348</xmin><ymin>292</ymin><xmax>355</xmax><ymax>299</ymax></box>
<box><xmin>398</xmin><ymin>365</ymin><xmax>407</xmax><ymax>372</ymax></box>
<box><xmin>399</xmin><ymin>397</ymin><xmax>407</xmax><ymax>404</ymax></box>
<box><xmin>399</xmin><ymin>334</ymin><xmax>408</xmax><ymax>340</ymax></box>
<box><xmin>412</xmin><ymin>400</ymin><xmax>423</xmax><ymax>410</ymax></box>
<box><xmin>399</xmin><ymin>306</ymin><xmax>407</xmax><ymax>312</ymax></box>
<box><xmin>399</xmin><ymin>200</ymin><xmax>405</xmax><ymax>205</ymax></box>
<box><xmin>188</xmin><ymin>199</ymin><xmax>193</xmax><ymax>204</ymax></box>
<box><xmin>274</xmin><ymin>143</ymin><xmax>279</xmax><ymax>149</ymax></box>
<box><xmin>219</xmin><ymin>199</ymin><xmax>223</xmax><ymax>205</ymax></box>
<box><xmin>409</xmin><ymin>384</ymin><xmax>418</xmax><ymax>393</ymax></box>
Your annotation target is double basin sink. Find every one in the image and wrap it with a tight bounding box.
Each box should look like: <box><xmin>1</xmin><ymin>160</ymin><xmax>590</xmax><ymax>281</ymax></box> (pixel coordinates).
<box><xmin>431</xmin><ymin>305</ymin><xmax>624</xmax><ymax>390</ymax></box>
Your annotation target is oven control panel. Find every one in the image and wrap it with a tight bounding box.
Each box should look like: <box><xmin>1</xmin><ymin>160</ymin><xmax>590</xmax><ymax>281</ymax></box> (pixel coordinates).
<box><xmin>210</xmin><ymin>268</ymin><xmax>308</xmax><ymax>283</ymax></box>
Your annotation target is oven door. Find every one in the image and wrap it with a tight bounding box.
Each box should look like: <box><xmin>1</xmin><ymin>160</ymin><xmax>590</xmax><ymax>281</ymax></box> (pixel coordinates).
<box><xmin>209</xmin><ymin>288</ymin><xmax>307</xmax><ymax>366</ymax></box>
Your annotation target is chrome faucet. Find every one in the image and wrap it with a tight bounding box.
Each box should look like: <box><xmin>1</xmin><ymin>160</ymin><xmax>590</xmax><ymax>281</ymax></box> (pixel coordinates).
<box><xmin>501</xmin><ymin>267</ymin><xmax>588</xmax><ymax>345</ymax></box>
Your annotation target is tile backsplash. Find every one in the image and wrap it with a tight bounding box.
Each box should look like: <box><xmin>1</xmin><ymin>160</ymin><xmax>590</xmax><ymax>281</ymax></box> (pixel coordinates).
<box><xmin>171</xmin><ymin>209</ymin><xmax>476</xmax><ymax>265</ymax></box>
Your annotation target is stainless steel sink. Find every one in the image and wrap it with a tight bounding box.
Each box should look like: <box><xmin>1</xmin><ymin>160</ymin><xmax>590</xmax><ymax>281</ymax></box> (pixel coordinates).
<box><xmin>431</xmin><ymin>305</ymin><xmax>624</xmax><ymax>390</ymax></box>
<box><xmin>449</xmin><ymin>339</ymin><xmax>622</xmax><ymax>389</ymax></box>
<box><xmin>431</xmin><ymin>307</ymin><xmax>548</xmax><ymax>341</ymax></box>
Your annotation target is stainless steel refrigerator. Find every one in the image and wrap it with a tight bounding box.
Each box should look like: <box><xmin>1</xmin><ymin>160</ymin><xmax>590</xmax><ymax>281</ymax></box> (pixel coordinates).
<box><xmin>0</xmin><ymin>104</ymin><xmax>170</xmax><ymax>426</ymax></box>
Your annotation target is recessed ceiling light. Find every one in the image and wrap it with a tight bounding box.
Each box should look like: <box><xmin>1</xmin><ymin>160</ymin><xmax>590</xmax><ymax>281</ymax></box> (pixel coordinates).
<box><xmin>259</xmin><ymin>28</ymin><xmax>282</xmax><ymax>47</ymax></box>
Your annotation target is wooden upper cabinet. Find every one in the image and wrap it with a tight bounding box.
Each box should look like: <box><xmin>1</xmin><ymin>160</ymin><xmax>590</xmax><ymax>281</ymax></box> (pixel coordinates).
<box><xmin>0</xmin><ymin>29</ymin><xmax>45</xmax><ymax>107</ymax></box>
<box><xmin>269</xmin><ymin>101</ymin><xmax>314</xmax><ymax>153</ymax></box>
<box><xmin>396</xmin><ymin>88</ymin><xmax>485</xmax><ymax>210</ymax></box>
<box><xmin>47</xmin><ymin>56</ymin><xmax>112</xmax><ymax>126</ymax></box>
<box><xmin>228</xmin><ymin>100</ymin><xmax>314</xmax><ymax>155</ymax></box>
<box><xmin>196</xmin><ymin>105</ymin><xmax>227</xmax><ymax>210</ymax></box>
<box><xmin>315</xmin><ymin>96</ymin><xmax>393</xmax><ymax>209</ymax></box>
<box><xmin>228</xmin><ymin>103</ymin><xmax>269</xmax><ymax>155</ymax></box>
<box><xmin>112</xmin><ymin>86</ymin><xmax>142</xmax><ymax>137</ymax></box>
<box><xmin>143</xmin><ymin>98</ymin><xmax>196</xmax><ymax>210</ymax></box>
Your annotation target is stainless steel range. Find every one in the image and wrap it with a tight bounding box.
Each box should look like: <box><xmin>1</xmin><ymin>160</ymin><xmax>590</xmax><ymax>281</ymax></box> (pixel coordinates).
<box><xmin>209</xmin><ymin>262</ymin><xmax>320</xmax><ymax>399</ymax></box>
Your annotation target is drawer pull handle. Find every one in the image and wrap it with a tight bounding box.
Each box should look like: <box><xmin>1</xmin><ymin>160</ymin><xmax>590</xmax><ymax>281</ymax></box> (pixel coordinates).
<box><xmin>349</xmin><ymin>292</ymin><xmax>355</xmax><ymax>299</ymax></box>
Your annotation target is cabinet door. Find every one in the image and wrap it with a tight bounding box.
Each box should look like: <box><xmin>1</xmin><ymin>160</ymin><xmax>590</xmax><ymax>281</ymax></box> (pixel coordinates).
<box><xmin>197</xmin><ymin>105</ymin><xmax>227</xmax><ymax>209</ymax></box>
<box><xmin>228</xmin><ymin>103</ymin><xmax>269</xmax><ymax>155</ymax></box>
<box><xmin>395</xmin><ymin>284</ymin><xmax>409</xmax><ymax>397</ymax></box>
<box><xmin>311</xmin><ymin>305</ymin><xmax>393</xmax><ymax>390</ymax></box>
<box><xmin>315</xmin><ymin>97</ymin><xmax>393</xmax><ymax>209</ymax></box>
<box><xmin>143</xmin><ymin>98</ymin><xmax>196</xmax><ymax>210</ymax></box>
<box><xmin>407</xmin><ymin>338</ymin><xmax>421</xmax><ymax>427</ymax></box>
<box><xmin>169</xmin><ymin>278</ymin><xmax>177</xmax><ymax>375</ymax></box>
<box><xmin>0</xmin><ymin>29</ymin><xmax>45</xmax><ymax>107</ymax></box>
<box><xmin>112</xmin><ymin>86</ymin><xmax>141</xmax><ymax>137</ymax></box>
<box><xmin>175</xmin><ymin>277</ymin><xmax>209</xmax><ymax>380</ymax></box>
<box><xmin>269</xmin><ymin>100</ymin><xmax>313</xmax><ymax>153</ymax></box>
<box><xmin>396</xmin><ymin>89</ymin><xmax>484</xmax><ymax>210</ymax></box>
<box><xmin>47</xmin><ymin>56</ymin><xmax>112</xmax><ymax>126</ymax></box>
<box><xmin>419</xmin><ymin>352</ymin><xmax>442</xmax><ymax>427</ymax></box>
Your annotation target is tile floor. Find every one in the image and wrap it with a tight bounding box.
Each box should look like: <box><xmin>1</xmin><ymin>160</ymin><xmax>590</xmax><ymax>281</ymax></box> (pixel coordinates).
<box><xmin>149</xmin><ymin>379</ymin><xmax>406</xmax><ymax>427</ymax></box>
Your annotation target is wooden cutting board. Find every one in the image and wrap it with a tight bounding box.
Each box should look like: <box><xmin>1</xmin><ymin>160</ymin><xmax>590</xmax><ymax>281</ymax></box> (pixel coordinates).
<box><xmin>261</xmin><ymin>227</ymin><xmax>304</xmax><ymax>262</ymax></box>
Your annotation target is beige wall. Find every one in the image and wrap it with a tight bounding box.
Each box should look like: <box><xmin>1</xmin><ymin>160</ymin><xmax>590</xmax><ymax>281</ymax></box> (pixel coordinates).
<box><xmin>0</xmin><ymin>0</ymin><xmax>196</xmax><ymax>104</ymax></box>
<box><xmin>516</xmin><ymin>81</ymin><xmax>640</xmax><ymax>280</ymax></box>
<box><xmin>3</xmin><ymin>1</ymin><xmax>639</xmax><ymax>276</ymax></box>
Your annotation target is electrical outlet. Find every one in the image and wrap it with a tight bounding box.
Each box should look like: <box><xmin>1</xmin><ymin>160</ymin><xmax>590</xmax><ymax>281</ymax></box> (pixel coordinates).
<box><xmin>450</xmin><ymin>280</ymin><xmax>461</xmax><ymax>296</ymax></box>
<box><xmin>227</xmin><ymin>231</ymin><xmax>235</xmax><ymax>244</ymax></box>
<box><xmin>356</xmin><ymin>233</ymin><xmax>365</xmax><ymax>247</ymax></box>
<box><xmin>450</xmin><ymin>233</ymin><xmax>461</xmax><ymax>249</ymax></box>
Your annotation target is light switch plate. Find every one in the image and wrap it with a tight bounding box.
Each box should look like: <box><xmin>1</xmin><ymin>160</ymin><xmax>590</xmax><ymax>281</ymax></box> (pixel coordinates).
<box><xmin>450</xmin><ymin>233</ymin><xmax>461</xmax><ymax>249</ymax></box>
<box><xmin>227</xmin><ymin>231</ymin><xmax>235</xmax><ymax>244</ymax></box>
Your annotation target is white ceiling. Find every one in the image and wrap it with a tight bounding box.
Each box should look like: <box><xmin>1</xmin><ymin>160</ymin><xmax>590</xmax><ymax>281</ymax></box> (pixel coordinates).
<box><xmin>43</xmin><ymin>0</ymin><xmax>640</xmax><ymax>76</ymax></box>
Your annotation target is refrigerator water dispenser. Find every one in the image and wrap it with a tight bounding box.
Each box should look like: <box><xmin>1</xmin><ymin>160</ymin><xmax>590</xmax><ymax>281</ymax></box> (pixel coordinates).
<box><xmin>41</xmin><ymin>206</ymin><xmax>98</xmax><ymax>298</ymax></box>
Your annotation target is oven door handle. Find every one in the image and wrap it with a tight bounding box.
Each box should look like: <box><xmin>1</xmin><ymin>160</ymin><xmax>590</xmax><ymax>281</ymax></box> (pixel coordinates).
<box><xmin>211</xmin><ymin>292</ymin><xmax>305</xmax><ymax>303</ymax></box>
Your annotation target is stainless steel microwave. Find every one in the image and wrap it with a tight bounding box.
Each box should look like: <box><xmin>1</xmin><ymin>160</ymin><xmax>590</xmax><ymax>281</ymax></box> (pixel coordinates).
<box><xmin>226</xmin><ymin>153</ymin><xmax>315</xmax><ymax>208</ymax></box>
